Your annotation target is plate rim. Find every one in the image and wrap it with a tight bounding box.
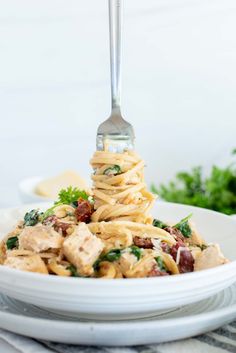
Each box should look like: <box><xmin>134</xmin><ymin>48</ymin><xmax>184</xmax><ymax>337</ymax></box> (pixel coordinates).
<box><xmin>0</xmin><ymin>286</ymin><xmax>235</xmax><ymax>329</ymax></box>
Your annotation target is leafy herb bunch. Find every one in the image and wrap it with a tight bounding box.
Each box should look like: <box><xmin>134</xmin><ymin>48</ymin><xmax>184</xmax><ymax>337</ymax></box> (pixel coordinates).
<box><xmin>151</xmin><ymin>150</ymin><xmax>236</xmax><ymax>215</ymax></box>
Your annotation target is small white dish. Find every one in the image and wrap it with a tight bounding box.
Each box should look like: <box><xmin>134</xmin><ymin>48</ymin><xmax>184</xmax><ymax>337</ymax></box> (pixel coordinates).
<box><xmin>0</xmin><ymin>283</ymin><xmax>235</xmax><ymax>345</ymax></box>
<box><xmin>18</xmin><ymin>176</ymin><xmax>52</xmax><ymax>204</ymax></box>
<box><xmin>0</xmin><ymin>202</ymin><xmax>236</xmax><ymax>320</ymax></box>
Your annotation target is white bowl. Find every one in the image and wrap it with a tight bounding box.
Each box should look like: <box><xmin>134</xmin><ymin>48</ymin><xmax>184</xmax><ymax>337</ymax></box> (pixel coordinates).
<box><xmin>0</xmin><ymin>202</ymin><xmax>235</xmax><ymax>320</ymax></box>
<box><xmin>18</xmin><ymin>176</ymin><xmax>52</xmax><ymax>204</ymax></box>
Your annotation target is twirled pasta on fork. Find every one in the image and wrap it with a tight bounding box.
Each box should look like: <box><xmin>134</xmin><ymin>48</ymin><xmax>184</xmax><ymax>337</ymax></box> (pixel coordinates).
<box><xmin>90</xmin><ymin>150</ymin><xmax>155</xmax><ymax>223</ymax></box>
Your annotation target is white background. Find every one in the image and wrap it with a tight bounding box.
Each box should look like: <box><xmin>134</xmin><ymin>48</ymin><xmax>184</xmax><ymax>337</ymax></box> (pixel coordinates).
<box><xmin>1</xmin><ymin>0</ymin><xmax>236</xmax><ymax>207</ymax></box>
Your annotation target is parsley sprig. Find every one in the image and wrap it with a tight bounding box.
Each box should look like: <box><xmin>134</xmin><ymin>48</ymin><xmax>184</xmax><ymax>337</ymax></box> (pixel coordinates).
<box><xmin>42</xmin><ymin>186</ymin><xmax>92</xmax><ymax>220</ymax></box>
<box><xmin>151</xmin><ymin>150</ymin><xmax>236</xmax><ymax>215</ymax></box>
<box><xmin>55</xmin><ymin>186</ymin><xmax>89</xmax><ymax>205</ymax></box>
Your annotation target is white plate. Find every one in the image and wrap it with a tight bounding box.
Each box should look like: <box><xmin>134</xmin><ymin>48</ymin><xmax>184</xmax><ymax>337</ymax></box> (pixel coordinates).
<box><xmin>0</xmin><ymin>202</ymin><xmax>236</xmax><ymax>320</ymax></box>
<box><xmin>0</xmin><ymin>283</ymin><xmax>236</xmax><ymax>345</ymax></box>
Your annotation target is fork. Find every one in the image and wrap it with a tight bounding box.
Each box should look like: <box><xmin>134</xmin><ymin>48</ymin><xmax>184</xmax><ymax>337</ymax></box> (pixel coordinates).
<box><xmin>96</xmin><ymin>0</ymin><xmax>135</xmax><ymax>153</ymax></box>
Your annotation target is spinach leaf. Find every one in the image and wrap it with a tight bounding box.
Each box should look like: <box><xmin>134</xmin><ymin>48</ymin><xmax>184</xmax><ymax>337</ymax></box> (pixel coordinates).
<box><xmin>66</xmin><ymin>264</ymin><xmax>79</xmax><ymax>277</ymax></box>
<box><xmin>6</xmin><ymin>236</ymin><xmax>19</xmax><ymax>250</ymax></box>
<box><xmin>104</xmin><ymin>165</ymin><xmax>121</xmax><ymax>176</ymax></box>
<box><xmin>103</xmin><ymin>249</ymin><xmax>121</xmax><ymax>262</ymax></box>
<box><xmin>174</xmin><ymin>214</ymin><xmax>192</xmax><ymax>238</ymax></box>
<box><xmin>198</xmin><ymin>244</ymin><xmax>208</xmax><ymax>251</ymax></box>
<box><xmin>93</xmin><ymin>249</ymin><xmax>122</xmax><ymax>271</ymax></box>
<box><xmin>24</xmin><ymin>209</ymin><xmax>42</xmax><ymax>226</ymax></box>
<box><xmin>41</xmin><ymin>205</ymin><xmax>61</xmax><ymax>221</ymax></box>
<box><xmin>155</xmin><ymin>256</ymin><xmax>166</xmax><ymax>271</ymax></box>
<box><xmin>153</xmin><ymin>219</ymin><xmax>168</xmax><ymax>229</ymax></box>
<box><xmin>94</xmin><ymin>247</ymin><xmax>141</xmax><ymax>270</ymax></box>
<box><xmin>93</xmin><ymin>259</ymin><xmax>101</xmax><ymax>271</ymax></box>
<box><xmin>130</xmin><ymin>245</ymin><xmax>142</xmax><ymax>260</ymax></box>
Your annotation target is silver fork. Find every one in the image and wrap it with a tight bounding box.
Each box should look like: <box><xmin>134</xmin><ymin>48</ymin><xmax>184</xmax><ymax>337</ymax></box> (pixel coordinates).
<box><xmin>96</xmin><ymin>0</ymin><xmax>135</xmax><ymax>153</ymax></box>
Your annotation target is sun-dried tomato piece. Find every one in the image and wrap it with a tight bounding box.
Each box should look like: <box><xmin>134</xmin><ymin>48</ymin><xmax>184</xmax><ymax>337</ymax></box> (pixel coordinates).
<box><xmin>170</xmin><ymin>241</ymin><xmax>194</xmax><ymax>273</ymax></box>
<box><xmin>43</xmin><ymin>215</ymin><xmax>72</xmax><ymax>236</ymax></box>
<box><xmin>164</xmin><ymin>226</ymin><xmax>185</xmax><ymax>242</ymax></box>
<box><xmin>133</xmin><ymin>236</ymin><xmax>153</xmax><ymax>249</ymax></box>
<box><xmin>74</xmin><ymin>198</ymin><xmax>93</xmax><ymax>223</ymax></box>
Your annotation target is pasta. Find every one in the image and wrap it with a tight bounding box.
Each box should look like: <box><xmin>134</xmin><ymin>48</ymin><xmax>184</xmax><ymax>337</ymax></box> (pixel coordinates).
<box><xmin>90</xmin><ymin>150</ymin><xmax>155</xmax><ymax>223</ymax></box>
<box><xmin>0</xmin><ymin>149</ymin><xmax>229</xmax><ymax>278</ymax></box>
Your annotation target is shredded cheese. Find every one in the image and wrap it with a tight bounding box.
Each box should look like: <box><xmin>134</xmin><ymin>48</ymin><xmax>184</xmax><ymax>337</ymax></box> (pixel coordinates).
<box><xmin>176</xmin><ymin>247</ymin><xmax>186</xmax><ymax>265</ymax></box>
<box><xmin>152</xmin><ymin>238</ymin><xmax>161</xmax><ymax>251</ymax></box>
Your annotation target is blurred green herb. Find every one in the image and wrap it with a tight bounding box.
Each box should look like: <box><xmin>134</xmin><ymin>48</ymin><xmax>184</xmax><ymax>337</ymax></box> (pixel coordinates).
<box><xmin>197</xmin><ymin>244</ymin><xmax>208</xmax><ymax>251</ymax></box>
<box><xmin>151</xmin><ymin>150</ymin><xmax>236</xmax><ymax>215</ymax></box>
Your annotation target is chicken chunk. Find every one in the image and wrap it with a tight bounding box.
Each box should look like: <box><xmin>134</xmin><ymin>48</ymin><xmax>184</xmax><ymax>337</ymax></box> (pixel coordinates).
<box><xmin>194</xmin><ymin>244</ymin><xmax>228</xmax><ymax>271</ymax></box>
<box><xmin>125</xmin><ymin>254</ymin><xmax>157</xmax><ymax>278</ymax></box>
<box><xmin>19</xmin><ymin>225</ymin><xmax>63</xmax><ymax>253</ymax></box>
<box><xmin>4</xmin><ymin>255</ymin><xmax>48</xmax><ymax>274</ymax></box>
<box><xmin>118</xmin><ymin>252</ymin><xmax>138</xmax><ymax>273</ymax></box>
<box><xmin>118</xmin><ymin>250</ymin><xmax>158</xmax><ymax>278</ymax></box>
<box><xmin>62</xmin><ymin>223</ymin><xmax>104</xmax><ymax>276</ymax></box>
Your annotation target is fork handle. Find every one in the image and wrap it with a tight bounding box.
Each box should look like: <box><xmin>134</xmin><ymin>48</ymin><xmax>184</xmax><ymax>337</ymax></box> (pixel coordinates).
<box><xmin>109</xmin><ymin>0</ymin><xmax>122</xmax><ymax>112</ymax></box>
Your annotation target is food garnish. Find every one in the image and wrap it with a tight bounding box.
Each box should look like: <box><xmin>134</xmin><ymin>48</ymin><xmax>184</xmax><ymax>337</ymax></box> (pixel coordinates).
<box><xmin>151</xmin><ymin>150</ymin><xmax>236</xmax><ymax>215</ymax></box>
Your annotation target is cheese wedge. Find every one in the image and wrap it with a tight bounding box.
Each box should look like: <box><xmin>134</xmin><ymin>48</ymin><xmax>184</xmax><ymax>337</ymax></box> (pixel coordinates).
<box><xmin>35</xmin><ymin>170</ymin><xmax>89</xmax><ymax>199</ymax></box>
